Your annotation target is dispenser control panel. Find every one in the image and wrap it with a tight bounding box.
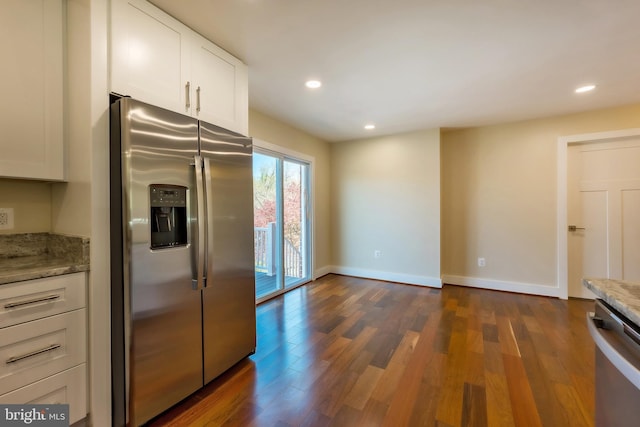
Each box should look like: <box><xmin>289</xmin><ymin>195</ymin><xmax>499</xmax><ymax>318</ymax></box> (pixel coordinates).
<box><xmin>149</xmin><ymin>184</ymin><xmax>187</xmax><ymax>249</ymax></box>
<box><xmin>150</xmin><ymin>187</ymin><xmax>187</xmax><ymax>207</ymax></box>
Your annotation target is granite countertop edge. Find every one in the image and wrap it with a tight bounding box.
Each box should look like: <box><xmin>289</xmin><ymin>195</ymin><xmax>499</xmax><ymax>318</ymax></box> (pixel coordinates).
<box><xmin>583</xmin><ymin>278</ymin><xmax>640</xmax><ymax>327</ymax></box>
<box><xmin>0</xmin><ymin>233</ymin><xmax>90</xmax><ymax>286</ymax></box>
<box><xmin>0</xmin><ymin>263</ymin><xmax>90</xmax><ymax>286</ymax></box>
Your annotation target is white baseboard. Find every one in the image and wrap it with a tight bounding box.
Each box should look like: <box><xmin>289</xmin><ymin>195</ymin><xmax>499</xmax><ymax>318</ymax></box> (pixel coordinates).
<box><xmin>442</xmin><ymin>275</ymin><xmax>561</xmax><ymax>298</ymax></box>
<box><xmin>329</xmin><ymin>265</ymin><xmax>442</xmax><ymax>288</ymax></box>
<box><xmin>314</xmin><ymin>265</ymin><xmax>333</xmax><ymax>279</ymax></box>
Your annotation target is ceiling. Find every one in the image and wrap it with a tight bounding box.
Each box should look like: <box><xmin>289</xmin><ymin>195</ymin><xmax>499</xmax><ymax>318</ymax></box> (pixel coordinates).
<box><xmin>149</xmin><ymin>0</ymin><xmax>640</xmax><ymax>142</ymax></box>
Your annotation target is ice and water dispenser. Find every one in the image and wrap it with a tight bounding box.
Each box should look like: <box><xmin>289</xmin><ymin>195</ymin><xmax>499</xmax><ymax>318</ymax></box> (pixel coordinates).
<box><xmin>150</xmin><ymin>184</ymin><xmax>187</xmax><ymax>249</ymax></box>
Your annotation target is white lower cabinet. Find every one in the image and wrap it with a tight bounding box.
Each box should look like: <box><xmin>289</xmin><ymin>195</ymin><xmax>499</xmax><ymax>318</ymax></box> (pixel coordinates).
<box><xmin>0</xmin><ymin>273</ymin><xmax>85</xmax><ymax>329</ymax></box>
<box><xmin>0</xmin><ymin>365</ymin><xmax>86</xmax><ymax>424</ymax></box>
<box><xmin>0</xmin><ymin>309</ymin><xmax>86</xmax><ymax>396</ymax></box>
<box><xmin>0</xmin><ymin>273</ymin><xmax>87</xmax><ymax>424</ymax></box>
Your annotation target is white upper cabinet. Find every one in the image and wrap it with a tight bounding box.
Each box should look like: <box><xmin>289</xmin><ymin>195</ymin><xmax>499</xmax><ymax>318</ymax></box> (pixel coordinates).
<box><xmin>190</xmin><ymin>33</ymin><xmax>248</xmax><ymax>134</ymax></box>
<box><xmin>111</xmin><ymin>0</ymin><xmax>189</xmax><ymax>115</ymax></box>
<box><xmin>111</xmin><ymin>0</ymin><xmax>249</xmax><ymax>135</ymax></box>
<box><xmin>0</xmin><ymin>0</ymin><xmax>64</xmax><ymax>180</ymax></box>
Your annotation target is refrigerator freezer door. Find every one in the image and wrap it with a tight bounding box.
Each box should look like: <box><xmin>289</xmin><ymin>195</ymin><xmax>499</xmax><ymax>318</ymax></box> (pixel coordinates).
<box><xmin>200</xmin><ymin>122</ymin><xmax>256</xmax><ymax>384</ymax></box>
<box><xmin>113</xmin><ymin>98</ymin><xmax>203</xmax><ymax>426</ymax></box>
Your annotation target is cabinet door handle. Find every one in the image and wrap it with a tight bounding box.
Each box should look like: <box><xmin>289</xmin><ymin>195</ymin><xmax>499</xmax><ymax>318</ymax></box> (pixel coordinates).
<box><xmin>6</xmin><ymin>344</ymin><xmax>61</xmax><ymax>364</ymax></box>
<box><xmin>185</xmin><ymin>81</ymin><xmax>191</xmax><ymax>109</ymax></box>
<box><xmin>196</xmin><ymin>86</ymin><xmax>201</xmax><ymax>113</ymax></box>
<box><xmin>4</xmin><ymin>294</ymin><xmax>61</xmax><ymax>309</ymax></box>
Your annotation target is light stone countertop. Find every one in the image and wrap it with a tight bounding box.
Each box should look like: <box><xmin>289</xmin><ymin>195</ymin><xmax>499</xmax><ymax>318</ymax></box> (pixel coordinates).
<box><xmin>0</xmin><ymin>256</ymin><xmax>90</xmax><ymax>285</ymax></box>
<box><xmin>583</xmin><ymin>278</ymin><xmax>640</xmax><ymax>326</ymax></box>
<box><xmin>0</xmin><ymin>233</ymin><xmax>90</xmax><ymax>285</ymax></box>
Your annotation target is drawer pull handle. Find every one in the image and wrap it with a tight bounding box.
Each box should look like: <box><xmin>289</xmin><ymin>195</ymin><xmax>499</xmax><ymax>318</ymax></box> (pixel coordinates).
<box><xmin>4</xmin><ymin>294</ymin><xmax>61</xmax><ymax>309</ymax></box>
<box><xmin>6</xmin><ymin>344</ymin><xmax>61</xmax><ymax>364</ymax></box>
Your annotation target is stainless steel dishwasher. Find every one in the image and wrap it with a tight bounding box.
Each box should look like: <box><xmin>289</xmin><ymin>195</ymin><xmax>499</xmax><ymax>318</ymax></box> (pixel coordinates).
<box><xmin>588</xmin><ymin>299</ymin><xmax>640</xmax><ymax>426</ymax></box>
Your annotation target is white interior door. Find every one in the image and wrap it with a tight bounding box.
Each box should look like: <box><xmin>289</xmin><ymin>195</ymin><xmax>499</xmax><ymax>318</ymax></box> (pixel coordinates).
<box><xmin>568</xmin><ymin>139</ymin><xmax>640</xmax><ymax>298</ymax></box>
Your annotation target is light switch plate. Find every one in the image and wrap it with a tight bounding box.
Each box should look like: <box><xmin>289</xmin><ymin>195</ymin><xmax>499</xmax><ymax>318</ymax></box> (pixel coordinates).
<box><xmin>0</xmin><ymin>208</ymin><xmax>14</xmax><ymax>230</ymax></box>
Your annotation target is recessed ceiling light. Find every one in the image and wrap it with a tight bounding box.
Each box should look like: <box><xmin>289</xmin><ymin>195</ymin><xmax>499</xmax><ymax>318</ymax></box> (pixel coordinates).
<box><xmin>305</xmin><ymin>80</ymin><xmax>322</xmax><ymax>89</ymax></box>
<box><xmin>575</xmin><ymin>84</ymin><xmax>596</xmax><ymax>93</ymax></box>
<box><xmin>364</xmin><ymin>124</ymin><xmax>375</xmax><ymax>130</ymax></box>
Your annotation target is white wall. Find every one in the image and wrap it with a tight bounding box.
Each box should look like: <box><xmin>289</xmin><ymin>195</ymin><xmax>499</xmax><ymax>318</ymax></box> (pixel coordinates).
<box><xmin>441</xmin><ymin>103</ymin><xmax>640</xmax><ymax>296</ymax></box>
<box><xmin>86</xmin><ymin>0</ymin><xmax>111</xmax><ymax>423</ymax></box>
<box><xmin>330</xmin><ymin>129</ymin><xmax>441</xmax><ymax>287</ymax></box>
<box><xmin>61</xmin><ymin>0</ymin><xmax>112</xmax><ymax>425</ymax></box>
<box><xmin>51</xmin><ymin>0</ymin><xmax>92</xmax><ymax>238</ymax></box>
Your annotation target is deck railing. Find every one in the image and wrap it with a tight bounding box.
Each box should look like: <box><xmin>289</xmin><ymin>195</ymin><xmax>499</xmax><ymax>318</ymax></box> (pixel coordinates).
<box><xmin>254</xmin><ymin>222</ymin><xmax>303</xmax><ymax>278</ymax></box>
<box><xmin>254</xmin><ymin>224</ymin><xmax>274</xmax><ymax>275</ymax></box>
<box><xmin>284</xmin><ymin>239</ymin><xmax>302</xmax><ymax>278</ymax></box>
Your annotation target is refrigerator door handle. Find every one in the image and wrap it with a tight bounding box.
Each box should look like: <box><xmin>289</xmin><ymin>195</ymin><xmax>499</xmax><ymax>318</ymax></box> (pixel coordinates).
<box><xmin>203</xmin><ymin>157</ymin><xmax>213</xmax><ymax>288</ymax></box>
<box><xmin>193</xmin><ymin>155</ymin><xmax>206</xmax><ymax>290</ymax></box>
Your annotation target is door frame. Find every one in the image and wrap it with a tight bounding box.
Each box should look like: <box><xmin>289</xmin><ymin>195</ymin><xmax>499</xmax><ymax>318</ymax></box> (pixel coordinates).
<box><xmin>556</xmin><ymin>128</ymin><xmax>640</xmax><ymax>299</ymax></box>
<box><xmin>253</xmin><ymin>138</ymin><xmax>315</xmax><ymax>303</ymax></box>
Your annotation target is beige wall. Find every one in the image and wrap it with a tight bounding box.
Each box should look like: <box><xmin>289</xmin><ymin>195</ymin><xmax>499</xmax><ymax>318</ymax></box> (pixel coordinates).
<box><xmin>249</xmin><ymin>109</ymin><xmax>332</xmax><ymax>275</ymax></box>
<box><xmin>0</xmin><ymin>179</ymin><xmax>51</xmax><ymax>233</ymax></box>
<box><xmin>330</xmin><ymin>129</ymin><xmax>441</xmax><ymax>285</ymax></box>
<box><xmin>442</xmin><ymin>103</ymin><xmax>640</xmax><ymax>292</ymax></box>
<box><xmin>0</xmin><ymin>167</ymin><xmax>90</xmax><ymax>237</ymax></box>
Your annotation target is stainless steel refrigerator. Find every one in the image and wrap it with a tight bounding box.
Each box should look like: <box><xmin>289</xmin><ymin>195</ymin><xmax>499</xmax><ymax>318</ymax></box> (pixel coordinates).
<box><xmin>110</xmin><ymin>97</ymin><xmax>256</xmax><ymax>426</ymax></box>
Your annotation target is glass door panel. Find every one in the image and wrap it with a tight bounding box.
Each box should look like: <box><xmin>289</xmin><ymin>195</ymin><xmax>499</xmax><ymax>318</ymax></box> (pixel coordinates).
<box><xmin>283</xmin><ymin>160</ymin><xmax>310</xmax><ymax>288</ymax></box>
<box><xmin>253</xmin><ymin>150</ymin><xmax>312</xmax><ymax>300</ymax></box>
<box><xmin>253</xmin><ymin>152</ymin><xmax>282</xmax><ymax>299</ymax></box>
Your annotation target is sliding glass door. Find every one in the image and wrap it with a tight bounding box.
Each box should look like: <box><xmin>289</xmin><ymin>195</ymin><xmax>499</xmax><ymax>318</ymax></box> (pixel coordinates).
<box><xmin>253</xmin><ymin>150</ymin><xmax>311</xmax><ymax>300</ymax></box>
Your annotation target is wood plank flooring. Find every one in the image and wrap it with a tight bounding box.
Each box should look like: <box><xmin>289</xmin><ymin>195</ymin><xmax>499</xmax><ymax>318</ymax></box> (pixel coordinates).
<box><xmin>149</xmin><ymin>274</ymin><xmax>595</xmax><ymax>427</ymax></box>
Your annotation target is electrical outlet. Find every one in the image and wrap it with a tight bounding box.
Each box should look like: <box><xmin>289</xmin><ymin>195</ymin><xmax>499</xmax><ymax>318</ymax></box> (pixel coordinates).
<box><xmin>478</xmin><ymin>257</ymin><xmax>486</xmax><ymax>267</ymax></box>
<box><xmin>0</xmin><ymin>208</ymin><xmax>14</xmax><ymax>230</ymax></box>
<box><xmin>374</xmin><ymin>250</ymin><xmax>382</xmax><ymax>259</ymax></box>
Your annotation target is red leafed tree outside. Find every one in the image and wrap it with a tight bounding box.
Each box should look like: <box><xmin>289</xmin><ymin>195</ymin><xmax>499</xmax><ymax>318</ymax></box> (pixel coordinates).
<box><xmin>253</xmin><ymin>165</ymin><xmax>302</xmax><ymax>249</ymax></box>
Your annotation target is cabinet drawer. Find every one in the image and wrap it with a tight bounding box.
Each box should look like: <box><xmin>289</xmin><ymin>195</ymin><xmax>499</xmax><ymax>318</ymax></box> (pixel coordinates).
<box><xmin>0</xmin><ymin>364</ymin><xmax>87</xmax><ymax>424</ymax></box>
<box><xmin>0</xmin><ymin>309</ymin><xmax>86</xmax><ymax>395</ymax></box>
<box><xmin>0</xmin><ymin>273</ymin><xmax>85</xmax><ymax>328</ymax></box>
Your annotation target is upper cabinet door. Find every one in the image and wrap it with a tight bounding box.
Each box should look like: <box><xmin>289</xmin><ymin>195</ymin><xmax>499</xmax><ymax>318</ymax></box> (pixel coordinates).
<box><xmin>190</xmin><ymin>34</ymin><xmax>248</xmax><ymax>135</ymax></box>
<box><xmin>0</xmin><ymin>0</ymin><xmax>64</xmax><ymax>181</ymax></box>
<box><xmin>111</xmin><ymin>0</ymin><xmax>191</xmax><ymax>115</ymax></box>
<box><xmin>110</xmin><ymin>0</ymin><xmax>249</xmax><ymax>135</ymax></box>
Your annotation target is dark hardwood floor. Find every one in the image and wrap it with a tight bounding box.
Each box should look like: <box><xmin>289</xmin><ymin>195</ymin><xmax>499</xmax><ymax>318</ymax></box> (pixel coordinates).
<box><xmin>149</xmin><ymin>274</ymin><xmax>595</xmax><ymax>426</ymax></box>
